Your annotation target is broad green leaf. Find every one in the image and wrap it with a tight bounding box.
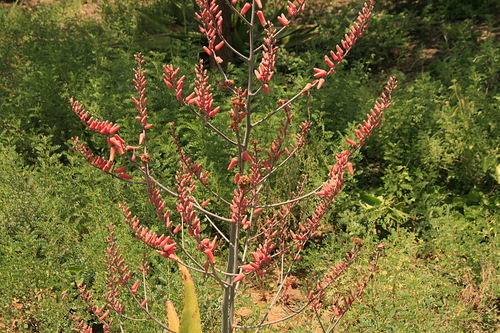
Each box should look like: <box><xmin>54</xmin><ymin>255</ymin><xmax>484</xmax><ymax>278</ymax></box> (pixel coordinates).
<box><xmin>178</xmin><ymin>263</ymin><xmax>203</xmax><ymax>333</ymax></box>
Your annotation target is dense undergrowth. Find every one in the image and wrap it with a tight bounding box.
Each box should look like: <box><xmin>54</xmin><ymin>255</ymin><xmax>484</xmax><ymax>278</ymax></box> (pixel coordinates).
<box><xmin>0</xmin><ymin>0</ymin><xmax>498</xmax><ymax>331</ymax></box>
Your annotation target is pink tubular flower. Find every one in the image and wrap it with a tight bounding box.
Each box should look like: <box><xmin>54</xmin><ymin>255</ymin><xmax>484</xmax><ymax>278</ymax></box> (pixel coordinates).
<box><xmin>234</xmin><ymin>273</ymin><xmax>246</xmax><ymax>283</ymax></box>
<box><xmin>278</xmin><ymin>13</ymin><xmax>289</xmax><ymax>26</ymax></box>
<box><xmin>241</xmin><ymin>151</ymin><xmax>252</xmax><ymax>162</ymax></box>
<box><xmin>131</xmin><ymin>280</ymin><xmax>140</xmax><ymax>294</ymax></box>
<box><xmin>316</xmin><ymin>78</ymin><xmax>326</xmax><ymax>89</ymax></box>
<box><xmin>228</xmin><ymin>157</ymin><xmax>239</xmax><ymax>170</ymax></box>
<box><xmin>115</xmin><ymin>166</ymin><xmax>127</xmax><ymax>174</ymax></box>
<box><xmin>197</xmin><ymin>237</ymin><xmax>217</xmax><ymax>263</ymax></box>
<box><xmin>256</xmin><ymin>10</ymin><xmax>267</xmax><ymax>26</ymax></box>
<box><xmin>240</xmin><ymin>2</ymin><xmax>251</xmax><ymax>15</ymax></box>
<box><xmin>313</xmin><ymin>68</ymin><xmax>328</xmax><ymax>78</ymax></box>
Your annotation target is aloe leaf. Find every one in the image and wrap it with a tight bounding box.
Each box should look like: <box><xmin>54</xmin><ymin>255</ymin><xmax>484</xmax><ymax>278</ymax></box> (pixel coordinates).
<box><xmin>178</xmin><ymin>263</ymin><xmax>203</xmax><ymax>333</ymax></box>
<box><xmin>166</xmin><ymin>300</ymin><xmax>180</xmax><ymax>332</ymax></box>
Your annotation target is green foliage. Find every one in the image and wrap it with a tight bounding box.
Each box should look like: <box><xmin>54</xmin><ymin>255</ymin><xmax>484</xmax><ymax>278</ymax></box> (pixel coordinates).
<box><xmin>0</xmin><ymin>0</ymin><xmax>498</xmax><ymax>331</ymax></box>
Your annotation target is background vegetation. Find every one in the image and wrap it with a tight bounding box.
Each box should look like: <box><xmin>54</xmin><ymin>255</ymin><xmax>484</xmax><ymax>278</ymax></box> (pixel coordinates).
<box><xmin>0</xmin><ymin>0</ymin><xmax>498</xmax><ymax>331</ymax></box>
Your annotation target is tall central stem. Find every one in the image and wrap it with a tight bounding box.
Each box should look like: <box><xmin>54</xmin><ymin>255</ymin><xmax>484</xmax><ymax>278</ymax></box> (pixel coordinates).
<box><xmin>221</xmin><ymin>220</ymin><xmax>240</xmax><ymax>333</ymax></box>
<box><xmin>221</xmin><ymin>2</ymin><xmax>257</xmax><ymax>332</ymax></box>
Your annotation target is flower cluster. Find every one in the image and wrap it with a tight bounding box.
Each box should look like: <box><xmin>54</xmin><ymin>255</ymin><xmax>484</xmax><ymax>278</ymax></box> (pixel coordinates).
<box><xmin>197</xmin><ymin>237</ymin><xmax>217</xmax><ymax>265</ymax></box>
<box><xmin>235</xmin><ymin>244</ymin><xmax>273</xmax><ymax>282</ymax></box>
<box><xmin>72</xmin><ymin>137</ymin><xmax>134</xmax><ymax>180</ymax></box>
<box><xmin>147</xmin><ymin>181</ymin><xmax>174</xmax><ymax>230</ymax></box>
<box><xmin>306</xmin><ymin>242</ymin><xmax>363</xmax><ymax>312</ymax></box>
<box><xmin>228</xmin><ymin>88</ymin><xmax>247</xmax><ymax>131</ymax></box>
<box><xmin>185</xmin><ymin>59</ymin><xmax>220</xmax><ymax>118</ymax></box>
<box><xmin>195</xmin><ymin>0</ymin><xmax>224</xmax><ymax>63</ymax></box>
<box><xmin>265</xmin><ymin>100</ymin><xmax>293</xmax><ymax>169</ymax></box>
<box><xmin>346</xmin><ymin>76</ymin><xmax>398</xmax><ymax>147</ymax></box>
<box><xmin>312</xmin><ymin>0</ymin><xmax>375</xmax><ymax>90</ymax></box>
<box><xmin>119</xmin><ymin>203</ymin><xmax>178</xmax><ymax>261</ymax></box>
<box><xmin>316</xmin><ymin>150</ymin><xmax>353</xmax><ymax>197</ymax></box>
<box><xmin>75</xmin><ymin>224</ymin><xmax>132</xmax><ymax>330</ymax></box>
<box><xmin>163</xmin><ymin>64</ymin><xmax>184</xmax><ymax>101</ymax></box>
<box><xmin>230</xmin><ymin>188</ymin><xmax>249</xmax><ymax>227</ymax></box>
<box><xmin>277</xmin><ymin>0</ymin><xmax>306</xmax><ymax>26</ymax></box>
<box><xmin>132</xmin><ymin>53</ymin><xmax>154</xmax><ymax>148</ymax></box>
<box><xmin>70</xmin><ymin>98</ymin><xmax>120</xmax><ymax>136</ymax></box>
<box><xmin>317</xmin><ymin>75</ymin><xmax>398</xmax><ymax>197</ymax></box>
<box><xmin>305</xmin><ymin>242</ymin><xmax>384</xmax><ymax>328</ymax></box>
<box><xmin>132</xmin><ymin>53</ymin><xmax>149</xmax><ymax>127</ymax></box>
<box><xmin>254</xmin><ymin>23</ymin><xmax>277</xmax><ymax>94</ymax></box>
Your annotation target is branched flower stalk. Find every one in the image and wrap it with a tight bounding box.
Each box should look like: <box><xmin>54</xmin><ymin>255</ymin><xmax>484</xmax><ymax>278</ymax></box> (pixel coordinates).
<box><xmin>69</xmin><ymin>0</ymin><xmax>396</xmax><ymax>332</ymax></box>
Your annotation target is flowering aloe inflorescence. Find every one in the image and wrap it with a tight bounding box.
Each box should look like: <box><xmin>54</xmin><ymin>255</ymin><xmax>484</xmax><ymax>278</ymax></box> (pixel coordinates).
<box><xmin>69</xmin><ymin>0</ymin><xmax>395</xmax><ymax>332</ymax></box>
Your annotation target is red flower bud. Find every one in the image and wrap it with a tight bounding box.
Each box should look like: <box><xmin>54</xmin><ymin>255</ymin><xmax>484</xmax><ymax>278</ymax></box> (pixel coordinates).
<box><xmin>256</xmin><ymin>11</ymin><xmax>266</xmax><ymax>26</ymax></box>
<box><xmin>234</xmin><ymin>273</ymin><xmax>246</xmax><ymax>282</ymax></box>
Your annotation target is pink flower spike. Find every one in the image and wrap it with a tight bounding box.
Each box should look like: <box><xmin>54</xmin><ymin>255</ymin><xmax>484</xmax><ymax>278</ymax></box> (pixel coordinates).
<box><xmin>255</xmin><ymin>0</ymin><xmax>262</xmax><ymax>9</ymax></box>
<box><xmin>138</xmin><ymin>132</ymin><xmax>145</xmax><ymax>145</ymax></box>
<box><xmin>253</xmin><ymin>207</ymin><xmax>263</xmax><ymax>215</ymax></box>
<box><xmin>240</xmin><ymin>2</ymin><xmax>251</xmax><ymax>15</ymax></box>
<box><xmin>201</xmin><ymin>199</ymin><xmax>210</xmax><ymax>207</ymax></box>
<box><xmin>144</xmin><ymin>124</ymin><xmax>153</xmax><ymax>130</ymax></box>
<box><xmin>256</xmin><ymin>11</ymin><xmax>267</xmax><ymax>26</ymax></box>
